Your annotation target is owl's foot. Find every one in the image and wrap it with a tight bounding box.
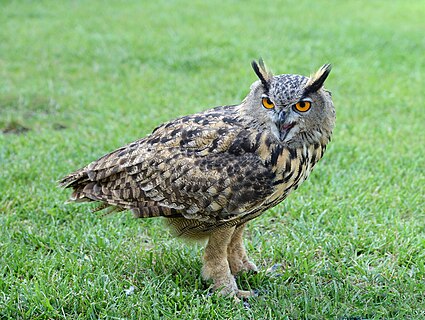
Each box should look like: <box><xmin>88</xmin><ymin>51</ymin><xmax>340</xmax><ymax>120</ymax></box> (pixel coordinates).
<box><xmin>204</xmin><ymin>267</ymin><xmax>257</xmax><ymax>300</ymax></box>
<box><xmin>208</xmin><ymin>282</ymin><xmax>257</xmax><ymax>300</ymax></box>
<box><xmin>237</xmin><ymin>289</ymin><xmax>257</xmax><ymax>299</ymax></box>
<box><xmin>207</xmin><ymin>273</ymin><xmax>239</xmax><ymax>297</ymax></box>
<box><xmin>228</xmin><ymin>257</ymin><xmax>258</xmax><ymax>275</ymax></box>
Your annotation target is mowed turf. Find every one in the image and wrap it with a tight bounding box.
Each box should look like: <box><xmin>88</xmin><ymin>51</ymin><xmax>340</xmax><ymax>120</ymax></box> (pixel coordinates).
<box><xmin>1</xmin><ymin>0</ymin><xmax>424</xmax><ymax>318</ymax></box>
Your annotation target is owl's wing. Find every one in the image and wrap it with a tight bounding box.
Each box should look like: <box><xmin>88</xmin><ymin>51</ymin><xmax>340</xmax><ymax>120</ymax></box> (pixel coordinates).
<box><xmin>60</xmin><ymin>112</ymin><xmax>275</xmax><ymax>222</ymax></box>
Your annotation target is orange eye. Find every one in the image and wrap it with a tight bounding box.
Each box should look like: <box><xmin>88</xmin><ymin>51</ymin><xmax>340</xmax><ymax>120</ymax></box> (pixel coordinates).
<box><xmin>294</xmin><ymin>101</ymin><xmax>311</xmax><ymax>112</ymax></box>
<box><xmin>262</xmin><ymin>97</ymin><xmax>275</xmax><ymax>109</ymax></box>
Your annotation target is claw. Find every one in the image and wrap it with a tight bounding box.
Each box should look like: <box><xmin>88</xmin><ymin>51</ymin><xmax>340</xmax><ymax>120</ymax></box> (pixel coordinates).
<box><xmin>237</xmin><ymin>289</ymin><xmax>257</xmax><ymax>299</ymax></box>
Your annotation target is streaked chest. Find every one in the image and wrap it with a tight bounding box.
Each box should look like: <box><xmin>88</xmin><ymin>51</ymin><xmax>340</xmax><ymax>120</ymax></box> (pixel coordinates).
<box><xmin>264</xmin><ymin>143</ymin><xmax>325</xmax><ymax>207</ymax></box>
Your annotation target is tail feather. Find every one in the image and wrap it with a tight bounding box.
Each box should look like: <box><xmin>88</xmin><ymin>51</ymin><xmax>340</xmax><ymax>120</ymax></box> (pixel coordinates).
<box><xmin>58</xmin><ymin>168</ymin><xmax>89</xmax><ymax>188</ymax></box>
<box><xmin>59</xmin><ymin>168</ymin><xmax>183</xmax><ymax>219</ymax></box>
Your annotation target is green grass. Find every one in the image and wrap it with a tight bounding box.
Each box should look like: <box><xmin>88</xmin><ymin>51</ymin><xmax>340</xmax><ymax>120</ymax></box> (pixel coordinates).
<box><xmin>1</xmin><ymin>0</ymin><xmax>424</xmax><ymax>318</ymax></box>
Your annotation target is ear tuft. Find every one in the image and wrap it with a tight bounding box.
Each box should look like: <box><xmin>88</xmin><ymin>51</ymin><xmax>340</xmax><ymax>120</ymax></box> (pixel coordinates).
<box><xmin>251</xmin><ymin>58</ymin><xmax>273</xmax><ymax>92</ymax></box>
<box><xmin>303</xmin><ymin>64</ymin><xmax>332</xmax><ymax>96</ymax></box>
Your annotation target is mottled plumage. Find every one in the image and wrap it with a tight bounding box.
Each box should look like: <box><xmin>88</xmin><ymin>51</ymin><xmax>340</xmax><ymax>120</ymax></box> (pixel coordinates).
<box><xmin>60</xmin><ymin>60</ymin><xmax>335</xmax><ymax>299</ymax></box>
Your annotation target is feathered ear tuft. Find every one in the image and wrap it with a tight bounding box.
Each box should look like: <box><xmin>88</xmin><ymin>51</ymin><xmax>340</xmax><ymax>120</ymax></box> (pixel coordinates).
<box><xmin>303</xmin><ymin>64</ymin><xmax>332</xmax><ymax>96</ymax></box>
<box><xmin>251</xmin><ymin>58</ymin><xmax>273</xmax><ymax>92</ymax></box>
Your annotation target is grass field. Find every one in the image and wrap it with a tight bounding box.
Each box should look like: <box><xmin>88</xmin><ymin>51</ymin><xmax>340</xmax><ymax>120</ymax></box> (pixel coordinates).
<box><xmin>1</xmin><ymin>0</ymin><xmax>424</xmax><ymax>318</ymax></box>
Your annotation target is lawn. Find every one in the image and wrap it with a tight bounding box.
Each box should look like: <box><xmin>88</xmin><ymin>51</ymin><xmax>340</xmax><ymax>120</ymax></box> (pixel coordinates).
<box><xmin>1</xmin><ymin>0</ymin><xmax>424</xmax><ymax>318</ymax></box>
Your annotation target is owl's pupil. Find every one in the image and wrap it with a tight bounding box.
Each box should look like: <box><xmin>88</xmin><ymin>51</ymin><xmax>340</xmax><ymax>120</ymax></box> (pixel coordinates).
<box><xmin>299</xmin><ymin>102</ymin><xmax>305</xmax><ymax>108</ymax></box>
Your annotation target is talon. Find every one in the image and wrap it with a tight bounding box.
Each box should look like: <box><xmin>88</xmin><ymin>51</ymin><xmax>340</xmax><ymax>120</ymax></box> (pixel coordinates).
<box><xmin>237</xmin><ymin>289</ymin><xmax>257</xmax><ymax>299</ymax></box>
<box><xmin>244</xmin><ymin>260</ymin><xmax>258</xmax><ymax>273</ymax></box>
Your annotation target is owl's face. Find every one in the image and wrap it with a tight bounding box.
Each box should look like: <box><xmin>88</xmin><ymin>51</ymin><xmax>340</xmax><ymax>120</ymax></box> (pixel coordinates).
<box><xmin>242</xmin><ymin>61</ymin><xmax>335</xmax><ymax>148</ymax></box>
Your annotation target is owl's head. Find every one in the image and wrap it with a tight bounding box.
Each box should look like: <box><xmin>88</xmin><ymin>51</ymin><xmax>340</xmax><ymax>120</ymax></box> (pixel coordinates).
<box><xmin>241</xmin><ymin>59</ymin><xmax>335</xmax><ymax>148</ymax></box>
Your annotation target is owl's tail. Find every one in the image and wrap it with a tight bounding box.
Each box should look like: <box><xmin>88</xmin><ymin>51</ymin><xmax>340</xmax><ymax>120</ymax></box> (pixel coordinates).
<box><xmin>59</xmin><ymin>168</ymin><xmax>183</xmax><ymax>219</ymax></box>
<box><xmin>58</xmin><ymin>168</ymin><xmax>92</xmax><ymax>202</ymax></box>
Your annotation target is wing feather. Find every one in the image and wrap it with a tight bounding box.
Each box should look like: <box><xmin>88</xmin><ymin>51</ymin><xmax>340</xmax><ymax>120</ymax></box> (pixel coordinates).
<box><xmin>60</xmin><ymin>106</ymin><xmax>276</xmax><ymax>222</ymax></box>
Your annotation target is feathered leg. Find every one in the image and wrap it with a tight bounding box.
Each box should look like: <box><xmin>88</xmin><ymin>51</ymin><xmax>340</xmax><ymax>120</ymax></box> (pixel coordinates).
<box><xmin>202</xmin><ymin>225</ymin><xmax>256</xmax><ymax>299</ymax></box>
<box><xmin>202</xmin><ymin>227</ymin><xmax>238</xmax><ymax>297</ymax></box>
<box><xmin>227</xmin><ymin>223</ymin><xmax>258</xmax><ymax>275</ymax></box>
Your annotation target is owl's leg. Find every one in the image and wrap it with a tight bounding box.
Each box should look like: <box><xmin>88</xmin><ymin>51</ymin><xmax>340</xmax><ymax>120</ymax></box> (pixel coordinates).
<box><xmin>227</xmin><ymin>223</ymin><xmax>258</xmax><ymax>275</ymax></box>
<box><xmin>202</xmin><ymin>226</ymin><xmax>239</xmax><ymax>297</ymax></box>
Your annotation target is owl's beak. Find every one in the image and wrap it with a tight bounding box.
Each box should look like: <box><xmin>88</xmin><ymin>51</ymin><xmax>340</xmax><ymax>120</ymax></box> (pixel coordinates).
<box><xmin>278</xmin><ymin>111</ymin><xmax>295</xmax><ymax>140</ymax></box>
<box><xmin>279</xmin><ymin>110</ymin><xmax>287</xmax><ymax>123</ymax></box>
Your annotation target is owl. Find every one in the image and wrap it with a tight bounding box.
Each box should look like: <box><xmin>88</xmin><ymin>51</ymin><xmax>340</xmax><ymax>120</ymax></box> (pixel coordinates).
<box><xmin>60</xmin><ymin>59</ymin><xmax>335</xmax><ymax>299</ymax></box>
